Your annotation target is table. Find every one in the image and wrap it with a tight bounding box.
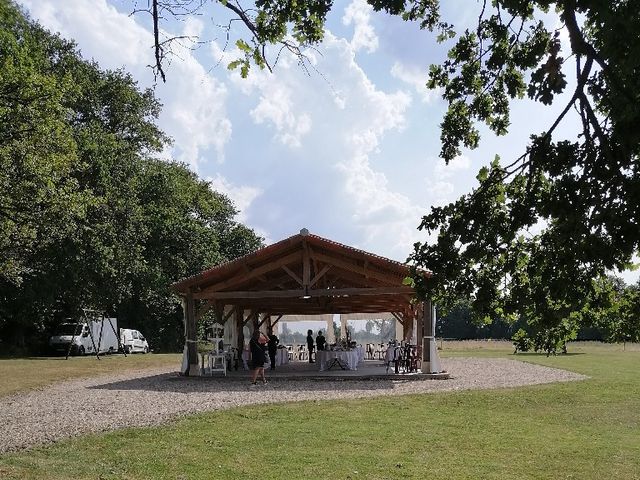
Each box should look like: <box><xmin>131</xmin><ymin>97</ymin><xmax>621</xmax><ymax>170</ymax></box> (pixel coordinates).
<box><xmin>355</xmin><ymin>346</ymin><xmax>364</xmax><ymax>363</ymax></box>
<box><xmin>274</xmin><ymin>348</ymin><xmax>289</xmax><ymax>366</ymax></box>
<box><xmin>317</xmin><ymin>349</ymin><xmax>361</xmax><ymax>371</ymax></box>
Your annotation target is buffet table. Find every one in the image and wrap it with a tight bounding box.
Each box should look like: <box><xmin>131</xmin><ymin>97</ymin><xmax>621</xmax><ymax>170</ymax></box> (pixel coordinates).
<box><xmin>317</xmin><ymin>349</ymin><xmax>361</xmax><ymax>371</ymax></box>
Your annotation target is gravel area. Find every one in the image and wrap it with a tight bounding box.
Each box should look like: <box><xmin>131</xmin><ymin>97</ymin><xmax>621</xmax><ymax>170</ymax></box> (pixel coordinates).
<box><xmin>0</xmin><ymin>358</ymin><xmax>586</xmax><ymax>453</ymax></box>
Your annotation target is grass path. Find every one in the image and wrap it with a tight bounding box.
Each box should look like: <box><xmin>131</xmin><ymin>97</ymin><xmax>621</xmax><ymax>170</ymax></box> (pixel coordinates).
<box><xmin>1</xmin><ymin>344</ymin><xmax>639</xmax><ymax>479</ymax></box>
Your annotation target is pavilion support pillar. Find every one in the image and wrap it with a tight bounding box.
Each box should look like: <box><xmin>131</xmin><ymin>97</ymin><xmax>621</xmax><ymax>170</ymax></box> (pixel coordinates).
<box><xmin>234</xmin><ymin>307</ymin><xmax>244</xmax><ymax>352</ymax></box>
<box><xmin>395</xmin><ymin>316</ymin><xmax>403</xmax><ymax>342</ymax></box>
<box><xmin>182</xmin><ymin>292</ymin><xmax>200</xmax><ymax>376</ymax></box>
<box><xmin>326</xmin><ymin>316</ymin><xmax>335</xmax><ymax>344</ymax></box>
<box><xmin>416</xmin><ymin>303</ymin><xmax>424</xmax><ymax>359</ymax></box>
<box><xmin>402</xmin><ymin>310</ymin><xmax>415</xmax><ymax>343</ymax></box>
<box><xmin>421</xmin><ymin>300</ymin><xmax>442</xmax><ymax>373</ymax></box>
<box><xmin>340</xmin><ymin>315</ymin><xmax>348</xmax><ymax>339</ymax></box>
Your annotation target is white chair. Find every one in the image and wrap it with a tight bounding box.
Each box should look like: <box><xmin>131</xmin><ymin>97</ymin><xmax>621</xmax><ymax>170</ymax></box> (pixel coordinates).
<box><xmin>208</xmin><ymin>337</ymin><xmax>226</xmax><ymax>376</ymax></box>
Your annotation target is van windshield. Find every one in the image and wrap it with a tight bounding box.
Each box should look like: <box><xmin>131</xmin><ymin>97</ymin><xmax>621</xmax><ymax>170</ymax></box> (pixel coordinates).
<box><xmin>56</xmin><ymin>324</ymin><xmax>82</xmax><ymax>336</ymax></box>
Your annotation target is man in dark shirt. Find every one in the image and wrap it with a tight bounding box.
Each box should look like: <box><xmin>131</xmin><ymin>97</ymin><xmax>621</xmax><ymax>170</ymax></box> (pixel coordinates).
<box><xmin>306</xmin><ymin>329</ymin><xmax>315</xmax><ymax>363</ymax></box>
<box><xmin>316</xmin><ymin>330</ymin><xmax>326</xmax><ymax>351</ymax></box>
<box><xmin>267</xmin><ymin>333</ymin><xmax>279</xmax><ymax>370</ymax></box>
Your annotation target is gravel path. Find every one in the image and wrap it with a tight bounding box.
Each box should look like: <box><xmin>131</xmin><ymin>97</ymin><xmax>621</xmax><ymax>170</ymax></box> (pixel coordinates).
<box><xmin>0</xmin><ymin>358</ymin><xmax>585</xmax><ymax>453</ymax></box>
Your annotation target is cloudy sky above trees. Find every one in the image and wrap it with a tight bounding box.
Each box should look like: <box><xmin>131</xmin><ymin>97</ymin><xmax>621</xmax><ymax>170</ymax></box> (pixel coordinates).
<box><xmin>18</xmin><ymin>0</ymin><xmax>638</xmax><ymax>284</ymax></box>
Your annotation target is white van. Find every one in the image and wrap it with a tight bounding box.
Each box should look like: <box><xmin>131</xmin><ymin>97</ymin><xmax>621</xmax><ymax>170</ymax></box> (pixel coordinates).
<box><xmin>120</xmin><ymin>329</ymin><xmax>149</xmax><ymax>354</ymax></box>
<box><xmin>49</xmin><ymin>318</ymin><xmax>119</xmax><ymax>356</ymax></box>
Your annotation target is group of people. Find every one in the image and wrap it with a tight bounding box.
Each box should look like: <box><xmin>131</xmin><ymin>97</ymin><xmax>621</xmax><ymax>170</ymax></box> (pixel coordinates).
<box><xmin>305</xmin><ymin>329</ymin><xmax>326</xmax><ymax>363</ymax></box>
<box><xmin>248</xmin><ymin>329</ymin><xmax>327</xmax><ymax>384</ymax></box>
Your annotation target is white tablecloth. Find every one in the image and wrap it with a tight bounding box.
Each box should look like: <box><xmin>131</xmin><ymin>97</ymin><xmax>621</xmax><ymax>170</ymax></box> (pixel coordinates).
<box><xmin>318</xmin><ymin>350</ymin><xmax>360</xmax><ymax>371</ymax></box>
<box><xmin>275</xmin><ymin>348</ymin><xmax>289</xmax><ymax>366</ymax></box>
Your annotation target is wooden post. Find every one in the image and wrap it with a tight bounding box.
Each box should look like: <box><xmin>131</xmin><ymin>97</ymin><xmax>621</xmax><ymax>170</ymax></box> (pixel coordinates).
<box><xmin>402</xmin><ymin>309</ymin><xmax>414</xmax><ymax>343</ymax></box>
<box><xmin>234</xmin><ymin>306</ymin><xmax>244</xmax><ymax>352</ymax></box>
<box><xmin>184</xmin><ymin>291</ymin><xmax>199</xmax><ymax>376</ymax></box>
<box><xmin>415</xmin><ymin>303</ymin><xmax>424</xmax><ymax>359</ymax></box>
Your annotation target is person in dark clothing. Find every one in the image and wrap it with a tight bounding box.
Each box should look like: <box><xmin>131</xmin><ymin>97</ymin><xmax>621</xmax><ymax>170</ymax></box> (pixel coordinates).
<box><xmin>267</xmin><ymin>332</ymin><xmax>279</xmax><ymax>370</ymax></box>
<box><xmin>316</xmin><ymin>330</ymin><xmax>326</xmax><ymax>351</ymax></box>
<box><xmin>306</xmin><ymin>329</ymin><xmax>315</xmax><ymax>363</ymax></box>
<box><xmin>249</xmin><ymin>330</ymin><xmax>267</xmax><ymax>384</ymax></box>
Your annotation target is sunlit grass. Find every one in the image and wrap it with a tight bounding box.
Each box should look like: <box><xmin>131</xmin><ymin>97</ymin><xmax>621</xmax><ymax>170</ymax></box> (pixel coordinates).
<box><xmin>0</xmin><ymin>354</ymin><xmax>182</xmax><ymax>397</ymax></box>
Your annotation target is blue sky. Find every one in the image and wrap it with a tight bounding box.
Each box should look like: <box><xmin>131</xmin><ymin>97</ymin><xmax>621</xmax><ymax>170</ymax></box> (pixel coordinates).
<box><xmin>20</xmin><ymin>0</ymin><xmax>638</xmax><ymax>286</ymax></box>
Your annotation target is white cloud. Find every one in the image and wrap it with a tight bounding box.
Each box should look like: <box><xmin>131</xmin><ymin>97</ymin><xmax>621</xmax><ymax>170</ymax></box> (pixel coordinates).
<box><xmin>390</xmin><ymin>61</ymin><xmax>438</xmax><ymax>103</ymax></box>
<box><xmin>342</xmin><ymin>0</ymin><xmax>379</xmax><ymax>53</ymax></box>
<box><xmin>434</xmin><ymin>155</ymin><xmax>472</xmax><ymax>178</ymax></box>
<box><xmin>207</xmin><ymin>174</ymin><xmax>262</xmax><ymax>224</ymax></box>
<box><xmin>426</xmin><ymin>155</ymin><xmax>472</xmax><ymax>206</ymax></box>
<box><xmin>20</xmin><ymin>0</ymin><xmax>150</xmax><ymax>67</ymax></box>
<box><xmin>20</xmin><ymin>0</ymin><xmax>233</xmax><ymax>169</ymax></box>
<box><xmin>22</xmin><ymin>0</ymin><xmax>474</xmax><ymax>263</ymax></box>
<box><xmin>250</xmin><ymin>85</ymin><xmax>312</xmax><ymax>148</ymax></box>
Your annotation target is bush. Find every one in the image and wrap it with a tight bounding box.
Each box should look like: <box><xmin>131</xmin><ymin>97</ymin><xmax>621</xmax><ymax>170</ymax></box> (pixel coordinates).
<box><xmin>512</xmin><ymin>329</ymin><xmax>532</xmax><ymax>353</ymax></box>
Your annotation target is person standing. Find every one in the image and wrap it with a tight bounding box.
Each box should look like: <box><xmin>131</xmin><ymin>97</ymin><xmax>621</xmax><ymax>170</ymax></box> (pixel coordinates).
<box><xmin>267</xmin><ymin>332</ymin><xmax>279</xmax><ymax>370</ymax></box>
<box><xmin>249</xmin><ymin>330</ymin><xmax>267</xmax><ymax>385</ymax></box>
<box><xmin>306</xmin><ymin>329</ymin><xmax>315</xmax><ymax>363</ymax></box>
<box><xmin>316</xmin><ymin>330</ymin><xmax>326</xmax><ymax>351</ymax></box>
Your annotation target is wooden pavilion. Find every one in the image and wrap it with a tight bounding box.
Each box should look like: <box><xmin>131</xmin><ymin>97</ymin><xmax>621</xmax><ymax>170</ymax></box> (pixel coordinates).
<box><xmin>171</xmin><ymin>229</ymin><xmax>442</xmax><ymax>376</ymax></box>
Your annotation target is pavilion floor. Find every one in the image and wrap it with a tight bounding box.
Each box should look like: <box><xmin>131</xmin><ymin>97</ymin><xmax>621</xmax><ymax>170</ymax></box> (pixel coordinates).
<box><xmin>202</xmin><ymin>358</ymin><xmax>450</xmax><ymax>380</ymax></box>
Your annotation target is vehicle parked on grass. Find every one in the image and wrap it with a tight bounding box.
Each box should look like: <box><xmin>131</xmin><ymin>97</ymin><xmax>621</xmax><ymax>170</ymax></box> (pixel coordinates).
<box><xmin>49</xmin><ymin>318</ymin><xmax>119</xmax><ymax>356</ymax></box>
<box><xmin>119</xmin><ymin>328</ymin><xmax>149</xmax><ymax>354</ymax></box>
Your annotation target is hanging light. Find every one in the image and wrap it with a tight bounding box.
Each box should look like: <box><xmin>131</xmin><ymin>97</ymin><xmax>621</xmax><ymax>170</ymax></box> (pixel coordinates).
<box><xmin>302</xmin><ymin>285</ymin><xmax>311</xmax><ymax>299</ymax></box>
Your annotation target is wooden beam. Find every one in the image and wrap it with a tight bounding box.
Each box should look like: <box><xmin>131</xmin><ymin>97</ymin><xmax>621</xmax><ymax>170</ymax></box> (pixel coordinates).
<box><xmin>220</xmin><ymin>307</ymin><xmax>234</xmax><ymax>325</ymax></box>
<box><xmin>309</xmin><ymin>251</ymin><xmax>403</xmax><ymax>285</ymax></box>
<box><xmin>309</xmin><ymin>265</ymin><xmax>331</xmax><ymax>287</ymax></box>
<box><xmin>302</xmin><ymin>239</ymin><xmax>311</xmax><ymax>286</ymax></box>
<box><xmin>281</xmin><ymin>265</ymin><xmax>303</xmax><ymax>286</ymax></box>
<box><xmin>271</xmin><ymin>314</ymin><xmax>283</xmax><ymax>328</ymax></box>
<box><xmin>198</xmin><ymin>251</ymin><xmax>303</xmax><ymax>294</ymax></box>
<box><xmin>197</xmin><ymin>286</ymin><xmax>414</xmax><ymax>300</ymax></box>
<box><xmin>242</xmin><ymin>310</ymin><xmax>253</xmax><ymax>326</ymax></box>
<box><xmin>391</xmin><ymin>311</ymin><xmax>405</xmax><ymax>326</ymax></box>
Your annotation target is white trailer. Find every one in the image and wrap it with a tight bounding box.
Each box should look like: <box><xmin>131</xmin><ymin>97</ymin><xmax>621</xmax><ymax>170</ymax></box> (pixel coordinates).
<box><xmin>49</xmin><ymin>317</ymin><xmax>119</xmax><ymax>356</ymax></box>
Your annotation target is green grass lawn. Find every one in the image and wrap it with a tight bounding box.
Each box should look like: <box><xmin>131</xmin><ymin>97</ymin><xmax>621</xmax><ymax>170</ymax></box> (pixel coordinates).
<box><xmin>0</xmin><ymin>354</ymin><xmax>182</xmax><ymax>398</ymax></box>
<box><xmin>1</xmin><ymin>343</ymin><xmax>639</xmax><ymax>479</ymax></box>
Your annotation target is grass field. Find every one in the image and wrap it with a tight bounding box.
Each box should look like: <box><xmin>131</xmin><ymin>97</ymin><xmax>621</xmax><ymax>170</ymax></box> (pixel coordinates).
<box><xmin>0</xmin><ymin>353</ymin><xmax>182</xmax><ymax>398</ymax></box>
<box><xmin>1</xmin><ymin>343</ymin><xmax>639</xmax><ymax>479</ymax></box>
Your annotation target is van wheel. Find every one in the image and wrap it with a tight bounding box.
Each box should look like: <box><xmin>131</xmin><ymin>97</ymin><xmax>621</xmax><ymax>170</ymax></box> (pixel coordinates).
<box><xmin>143</xmin><ymin>346</ymin><xmax>148</xmax><ymax>354</ymax></box>
<box><xmin>124</xmin><ymin>345</ymin><xmax>130</xmax><ymax>354</ymax></box>
<box><xmin>77</xmin><ymin>346</ymin><xmax>85</xmax><ymax>356</ymax></box>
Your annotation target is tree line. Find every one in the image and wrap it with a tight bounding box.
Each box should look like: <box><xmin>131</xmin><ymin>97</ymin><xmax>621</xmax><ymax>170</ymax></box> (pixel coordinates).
<box><xmin>0</xmin><ymin>1</ymin><xmax>262</xmax><ymax>355</ymax></box>
<box><xmin>438</xmin><ymin>276</ymin><xmax>640</xmax><ymax>353</ymax></box>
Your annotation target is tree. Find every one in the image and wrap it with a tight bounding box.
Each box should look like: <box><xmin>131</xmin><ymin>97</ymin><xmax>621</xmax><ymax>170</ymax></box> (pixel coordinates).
<box><xmin>0</xmin><ymin>1</ymin><xmax>263</xmax><ymax>353</ymax></box>
<box><xmin>140</xmin><ymin>1</ymin><xmax>639</xmax><ymax>332</ymax></box>
<box><xmin>583</xmin><ymin>277</ymin><xmax>640</xmax><ymax>347</ymax></box>
<box><xmin>408</xmin><ymin>0</ymin><xmax>640</xmax><ymax>335</ymax></box>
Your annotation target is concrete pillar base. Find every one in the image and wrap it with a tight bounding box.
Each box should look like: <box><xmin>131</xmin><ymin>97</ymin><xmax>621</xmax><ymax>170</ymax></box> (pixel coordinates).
<box><xmin>421</xmin><ymin>336</ymin><xmax>442</xmax><ymax>373</ymax></box>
